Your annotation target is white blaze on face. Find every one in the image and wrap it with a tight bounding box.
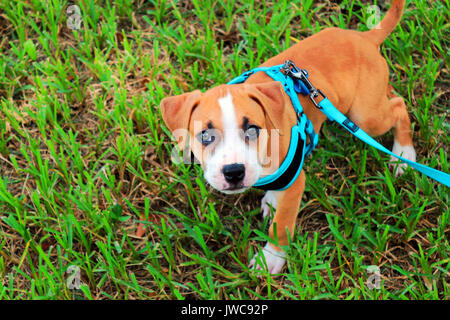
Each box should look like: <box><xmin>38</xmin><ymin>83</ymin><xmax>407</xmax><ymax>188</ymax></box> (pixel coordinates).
<box><xmin>203</xmin><ymin>93</ymin><xmax>262</xmax><ymax>193</ymax></box>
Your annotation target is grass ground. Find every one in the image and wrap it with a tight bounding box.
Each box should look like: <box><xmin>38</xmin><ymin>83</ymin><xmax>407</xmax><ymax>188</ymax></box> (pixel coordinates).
<box><xmin>0</xmin><ymin>0</ymin><xmax>448</xmax><ymax>300</ymax></box>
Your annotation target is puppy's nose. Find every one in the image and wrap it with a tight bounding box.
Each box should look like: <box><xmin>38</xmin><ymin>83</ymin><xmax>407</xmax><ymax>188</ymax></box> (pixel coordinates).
<box><xmin>222</xmin><ymin>163</ymin><xmax>245</xmax><ymax>184</ymax></box>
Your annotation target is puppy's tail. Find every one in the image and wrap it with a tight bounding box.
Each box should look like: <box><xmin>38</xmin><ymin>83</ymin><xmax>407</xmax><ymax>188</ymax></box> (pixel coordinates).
<box><xmin>363</xmin><ymin>0</ymin><xmax>405</xmax><ymax>45</ymax></box>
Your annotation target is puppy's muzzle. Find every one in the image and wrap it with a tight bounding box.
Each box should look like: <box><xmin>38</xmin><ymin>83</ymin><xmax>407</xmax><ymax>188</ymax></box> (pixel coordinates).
<box><xmin>222</xmin><ymin>163</ymin><xmax>245</xmax><ymax>186</ymax></box>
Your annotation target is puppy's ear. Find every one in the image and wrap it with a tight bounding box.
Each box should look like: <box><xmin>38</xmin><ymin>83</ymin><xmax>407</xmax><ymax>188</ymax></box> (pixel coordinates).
<box><xmin>160</xmin><ymin>90</ymin><xmax>202</xmax><ymax>148</ymax></box>
<box><xmin>247</xmin><ymin>81</ymin><xmax>289</xmax><ymax>135</ymax></box>
<box><xmin>160</xmin><ymin>90</ymin><xmax>202</xmax><ymax>132</ymax></box>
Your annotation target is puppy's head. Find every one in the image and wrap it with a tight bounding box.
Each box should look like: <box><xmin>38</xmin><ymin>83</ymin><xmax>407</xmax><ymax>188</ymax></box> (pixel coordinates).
<box><xmin>160</xmin><ymin>81</ymin><xmax>288</xmax><ymax>194</ymax></box>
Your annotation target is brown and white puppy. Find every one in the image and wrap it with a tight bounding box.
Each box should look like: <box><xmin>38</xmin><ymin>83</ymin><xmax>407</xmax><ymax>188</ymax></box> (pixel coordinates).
<box><xmin>160</xmin><ymin>0</ymin><xmax>415</xmax><ymax>273</ymax></box>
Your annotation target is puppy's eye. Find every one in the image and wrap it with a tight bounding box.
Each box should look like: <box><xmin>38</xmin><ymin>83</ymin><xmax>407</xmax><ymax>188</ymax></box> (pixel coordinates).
<box><xmin>198</xmin><ymin>129</ymin><xmax>216</xmax><ymax>146</ymax></box>
<box><xmin>244</xmin><ymin>125</ymin><xmax>260</xmax><ymax>141</ymax></box>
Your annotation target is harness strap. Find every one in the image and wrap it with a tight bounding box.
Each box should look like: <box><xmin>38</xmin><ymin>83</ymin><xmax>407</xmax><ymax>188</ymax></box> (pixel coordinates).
<box><xmin>253</xmin><ymin>120</ymin><xmax>306</xmax><ymax>190</ymax></box>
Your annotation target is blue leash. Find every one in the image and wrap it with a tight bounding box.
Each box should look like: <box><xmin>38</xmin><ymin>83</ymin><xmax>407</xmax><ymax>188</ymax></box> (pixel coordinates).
<box><xmin>318</xmin><ymin>97</ymin><xmax>450</xmax><ymax>187</ymax></box>
<box><xmin>229</xmin><ymin>60</ymin><xmax>450</xmax><ymax>188</ymax></box>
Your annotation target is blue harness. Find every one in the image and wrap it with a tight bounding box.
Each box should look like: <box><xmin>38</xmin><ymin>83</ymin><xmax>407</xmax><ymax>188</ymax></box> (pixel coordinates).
<box><xmin>228</xmin><ymin>60</ymin><xmax>450</xmax><ymax>189</ymax></box>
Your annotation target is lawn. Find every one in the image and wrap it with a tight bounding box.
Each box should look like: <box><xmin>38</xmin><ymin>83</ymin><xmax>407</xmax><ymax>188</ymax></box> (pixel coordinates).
<box><xmin>0</xmin><ymin>0</ymin><xmax>448</xmax><ymax>299</ymax></box>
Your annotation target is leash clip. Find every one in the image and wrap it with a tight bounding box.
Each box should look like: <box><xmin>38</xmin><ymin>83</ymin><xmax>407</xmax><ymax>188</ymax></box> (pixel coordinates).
<box><xmin>281</xmin><ymin>60</ymin><xmax>326</xmax><ymax>109</ymax></box>
<box><xmin>281</xmin><ymin>60</ymin><xmax>300</xmax><ymax>76</ymax></box>
<box><xmin>281</xmin><ymin>60</ymin><xmax>313</xmax><ymax>89</ymax></box>
<box><xmin>309</xmin><ymin>89</ymin><xmax>326</xmax><ymax>109</ymax></box>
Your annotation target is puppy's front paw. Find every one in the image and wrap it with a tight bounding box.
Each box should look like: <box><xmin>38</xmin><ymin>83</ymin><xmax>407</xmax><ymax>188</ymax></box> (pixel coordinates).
<box><xmin>248</xmin><ymin>243</ymin><xmax>286</xmax><ymax>274</ymax></box>
<box><xmin>260</xmin><ymin>191</ymin><xmax>278</xmax><ymax>219</ymax></box>
<box><xmin>391</xmin><ymin>141</ymin><xmax>416</xmax><ymax>177</ymax></box>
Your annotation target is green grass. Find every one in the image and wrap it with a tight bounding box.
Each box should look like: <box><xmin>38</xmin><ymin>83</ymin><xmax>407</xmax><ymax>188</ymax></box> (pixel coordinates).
<box><xmin>0</xmin><ymin>0</ymin><xmax>448</xmax><ymax>300</ymax></box>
